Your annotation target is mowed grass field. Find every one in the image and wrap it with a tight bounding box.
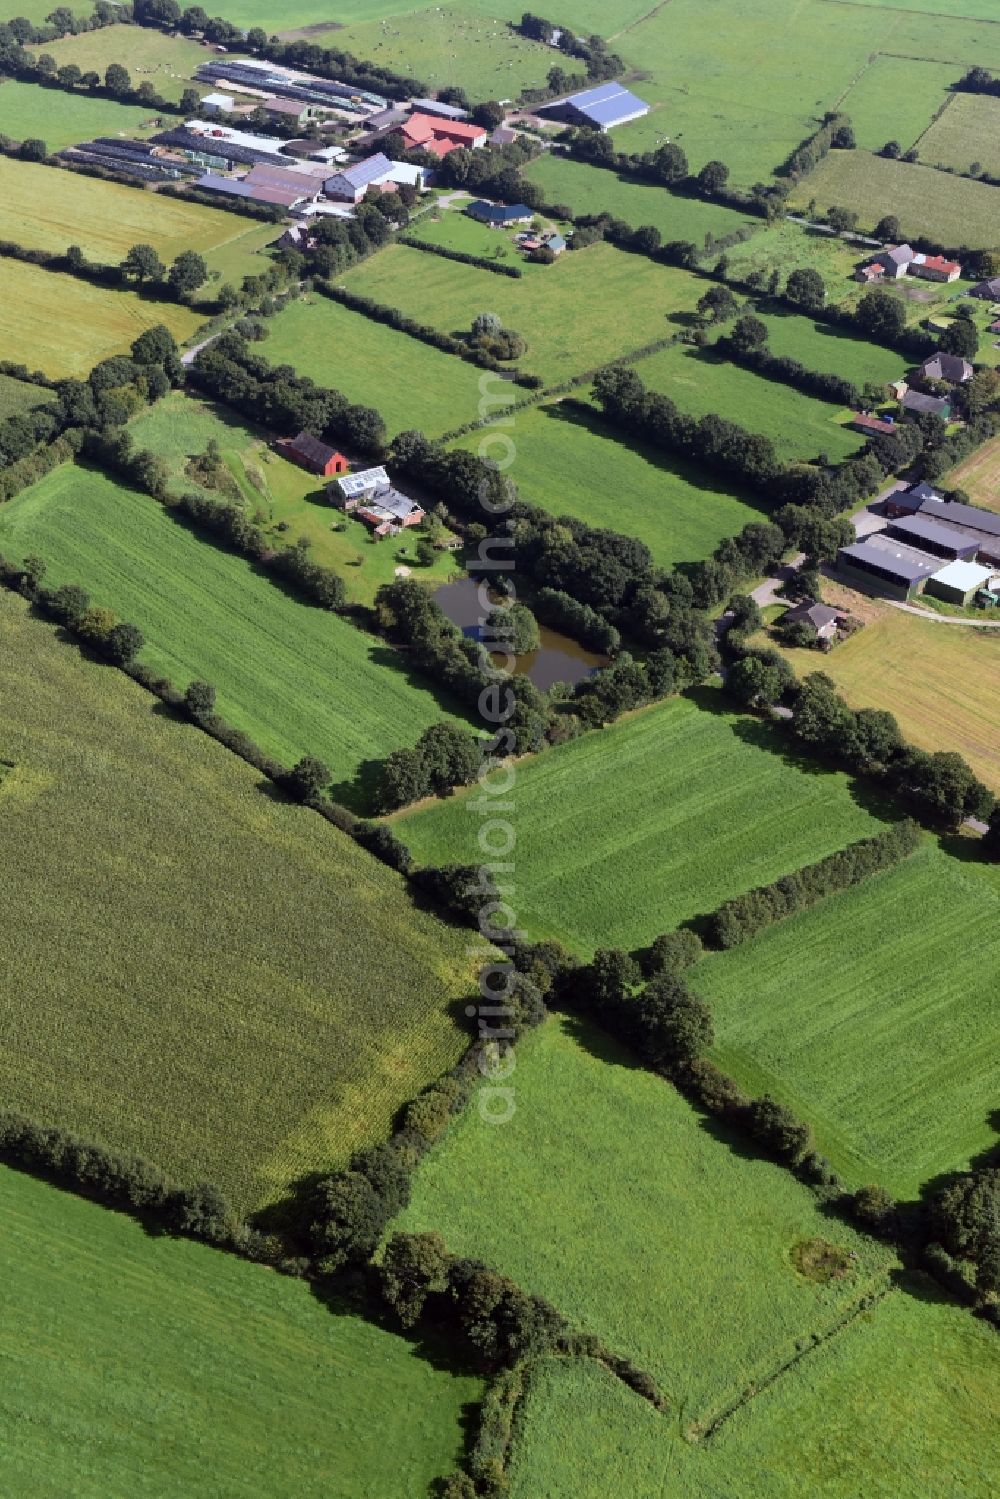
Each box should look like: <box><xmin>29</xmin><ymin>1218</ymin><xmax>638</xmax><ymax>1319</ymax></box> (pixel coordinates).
<box><xmin>920</xmin><ymin>91</ymin><xmax>1000</xmax><ymax>180</ymax></box>
<box><xmin>524</xmin><ymin>154</ymin><xmax>758</xmax><ymax>245</ymax></box>
<box><xmin>947</xmin><ymin>433</ymin><xmax>1000</xmax><ymax>512</ymax></box>
<box><xmin>506</xmin><ymin>1287</ymin><xmax>1000</xmax><ymax>1498</ymax></box>
<box><xmin>0</xmin><ymin>259</ymin><xmax>201</xmax><ymax>377</ymax></box>
<box><xmin>756</xmin><ymin>307</ymin><xmax>905</xmax><ymax>389</ymax></box>
<box><xmin>0</xmin><ymin>464</ymin><xmax>470</xmax><ymax>810</ymax></box>
<box><xmin>0</xmin><ymin>155</ymin><xmax>279</xmax><ymax>279</ymax></box>
<box><xmin>449</xmin><ymin>401</ymin><xmax>765</xmax><ymax>569</ymax></box>
<box><xmin>632</xmin><ymin>342</ymin><xmax>864</xmax><ymax>464</ymax></box>
<box><xmin>765</xmin><ymin>594</ymin><xmax>1000</xmax><ymax>790</ymax></box>
<box><xmin>787</xmin><ymin>148</ymin><xmax>1000</xmax><ymax>247</ymax></box>
<box><xmin>393</xmin><ymin>1015</ymin><xmax>892</xmax><ymax>1415</ymax></box>
<box><xmin>0</xmin><ymin>78</ymin><xmax>159</xmax><ymax>150</ymax></box>
<box><xmin>692</xmin><ymin>840</ymin><xmax>1000</xmax><ymax>1197</ymax></box>
<box><xmin>265</xmin><ymin>292</ymin><xmax>508</xmax><ymax>439</ymax></box>
<box><xmin>130</xmin><ymin>392</ymin><xmax>462</xmax><ymax>605</ymax></box>
<box><xmin>0</xmin><ymin>1167</ymin><xmax>480</xmax><ymax>1497</ymax></box>
<box><xmin>337</xmin><ymin>241</ymin><xmax>707</xmax><ymax>385</ymax></box>
<box><xmin>43</xmin><ymin>24</ymin><xmax>213</xmax><ymax>104</ymax></box>
<box><xmin>395</xmin><ymin>690</ymin><xmax>881</xmax><ymax>955</ymax></box>
<box><xmin>0</xmin><ymin>591</ymin><xmax>477</xmax><ymax>1210</ymax></box>
<box><xmin>838</xmin><ymin>56</ymin><xmax>958</xmax><ymax>154</ymax></box>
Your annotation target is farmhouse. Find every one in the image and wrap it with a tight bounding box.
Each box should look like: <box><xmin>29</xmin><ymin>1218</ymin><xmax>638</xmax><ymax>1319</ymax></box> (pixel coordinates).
<box><xmin>971</xmin><ymin>276</ymin><xmax>1000</xmax><ymax>300</ymax></box>
<box><xmin>914</xmin><ymin>352</ymin><xmax>973</xmax><ymax>384</ymax></box>
<box><xmin>324</xmin><ymin>153</ymin><xmax>395</xmax><ymax>202</ymax></box>
<box><xmin>466</xmin><ymin>199</ymin><xmax>533</xmax><ymax>227</ymax></box>
<box><xmin>400</xmin><ymin>113</ymin><xmax>487</xmax><ymax>157</ymax></box>
<box><xmin>857</xmin><ymin>245</ymin><xmax>962</xmax><ymax>284</ymax></box>
<box><xmin>330</xmin><ymin>466</ymin><xmax>391</xmax><ymax>507</ymax></box>
<box><xmin>780</xmin><ymin>600</ymin><xmax>842</xmax><ymax>640</ymax></box>
<box><xmin>328</xmin><ymin>465</ymin><xmax>423</xmax><ymax>534</ymax></box>
<box><xmin>536</xmin><ymin>81</ymin><xmax>650</xmax><ymax>131</ymax></box>
<box><xmin>283</xmin><ymin>432</ymin><xmax>347</xmax><ymax>477</ymax></box>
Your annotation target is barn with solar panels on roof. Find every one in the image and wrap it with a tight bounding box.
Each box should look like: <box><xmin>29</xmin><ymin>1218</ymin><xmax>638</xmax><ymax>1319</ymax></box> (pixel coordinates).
<box><xmin>537</xmin><ymin>81</ymin><xmax>650</xmax><ymax>131</ymax></box>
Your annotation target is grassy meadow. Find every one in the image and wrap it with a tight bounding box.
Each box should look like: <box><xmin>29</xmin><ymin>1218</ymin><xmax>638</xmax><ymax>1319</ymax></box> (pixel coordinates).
<box><xmin>722</xmin><ymin>221</ymin><xmax>866</xmax><ymax>308</ymax></box>
<box><xmin>450</xmin><ymin>401</ymin><xmax>765</xmax><ymax>569</ymax></box>
<box><xmin>43</xmin><ymin>24</ymin><xmax>212</xmax><ymax>103</ymax></box>
<box><xmin>920</xmin><ymin>91</ymin><xmax>1000</xmax><ymax>180</ymax></box>
<box><xmin>838</xmin><ymin>55</ymin><xmax>958</xmax><ymax>154</ymax></box>
<box><xmin>0</xmin><ymin>155</ymin><xmax>278</xmax><ymax>282</ymax></box>
<box><xmin>337</xmin><ymin>241</ymin><xmax>707</xmax><ymax>385</ymax></box>
<box><xmin>0</xmin><ymin>259</ymin><xmax>201</xmax><ymax>377</ymax></box>
<box><xmin>947</xmin><ymin>434</ymin><xmax>1000</xmax><ymax>513</ymax></box>
<box><xmin>0</xmin><ymin>78</ymin><xmax>160</xmax><ymax>150</ymax></box>
<box><xmin>632</xmin><ymin>342</ymin><xmax>864</xmax><ymax>464</ymax></box>
<box><xmin>393</xmin><ymin>1015</ymin><xmax>892</xmax><ymax>1415</ymax></box>
<box><xmin>756</xmin><ymin>307</ymin><xmax>905</xmax><ymax>389</ymax></box>
<box><xmin>0</xmin><ymin>590</ymin><xmax>476</xmax><ymax>1210</ymax></box>
<box><xmin>694</xmin><ymin>840</ymin><xmax>1000</xmax><ymax>1195</ymax></box>
<box><xmin>395</xmin><ymin>690</ymin><xmax>881</xmax><ymax>955</ymax></box>
<box><xmin>0</xmin><ymin>373</ymin><xmax>55</xmax><ymax>417</ymax></box>
<box><xmin>265</xmin><ymin>291</ymin><xmax>508</xmax><ymax>438</ymax></box>
<box><xmin>764</xmin><ymin>593</ymin><xmax>1000</xmax><ymax>791</ymax></box>
<box><xmin>129</xmin><ymin>392</ymin><xmax>462</xmax><ymax>604</ymax></box>
<box><xmin>524</xmin><ymin>154</ymin><xmax>758</xmax><ymax>245</ymax></box>
<box><xmin>507</xmin><ymin>1287</ymin><xmax>1000</xmax><ymax>1497</ymax></box>
<box><xmin>788</xmin><ymin>149</ymin><xmax>1000</xmax><ymax>247</ymax></box>
<box><xmin>0</xmin><ymin>463</ymin><xmax>470</xmax><ymax>809</ymax></box>
<box><xmin>0</xmin><ymin>1166</ymin><xmax>479</xmax><ymax>1497</ymax></box>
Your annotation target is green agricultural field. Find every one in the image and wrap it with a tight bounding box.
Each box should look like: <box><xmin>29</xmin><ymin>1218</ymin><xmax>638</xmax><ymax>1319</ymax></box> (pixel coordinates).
<box><xmin>632</xmin><ymin>342</ymin><xmax>864</xmax><ymax>464</ymax></box>
<box><xmin>0</xmin><ymin>78</ymin><xmax>159</xmax><ymax>150</ymax></box>
<box><xmin>393</xmin><ymin>1015</ymin><xmax>892</xmax><ymax>1415</ymax></box>
<box><xmin>337</xmin><ymin>241</ymin><xmax>707</xmax><ymax>386</ymax></box>
<box><xmin>920</xmin><ymin>91</ymin><xmax>1000</xmax><ymax>181</ymax></box>
<box><xmin>756</xmin><ymin>307</ymin><xmax>904</xmax><ymax>389</ymax></box>
<box><xmin>0</xmin><ymin>259</ymin><xmax>201</xmax><ymax>377</ymax></box>
<box><xmin>0</xmin><ymin>463</ymin><xmax>472</xmax><ymax>810</ymax></box>
<box><xmin>449</xmin><ymin>401</ymin><xmax>765</xmax><ymax>569</ymax></box>
<box><xmin>0</xmin><ymin>155</ymin><xmax>279</xmax><ymax>284</ymax></box>
<box><xmin>787</xmin><ymin>148</ymin><xmax>1000</xmax><ymax>248</ymax></box>
<box><xmin>395</xmin><ymin>689</ymin><xmax>881</xmax><ymax>955</ymax></box>
<box><xmin>0</xmin><ymin>373</ymin><xmax>55</xmax><ymax>417</ymax></box>
<box><xmin>0</xmin><ymin>590</ymin><xmax>476</xmax><ymax>1209</ymax></box>
<box><xmin>43</xmin><ymin>24</ymin><xmax>213</xmax><ymax>104</ymax></box>
<box><xmin>406</xmin><ymin>204</ymin><xmax>553</xmax><ymax>270</ymax></box>
<box><xmin>506</xmin><ymin>1287</ymin><xmax>1000</xmax><ymax>1497</ymax></box>
<box><xmin>265</xmin><ymin>291</ymin><xmax>508</xmax><ymax>439</ymax></box>
<box><xmin>946</xmin><ymin>432</ymin><xmax>1000</xmax><ymax>513</ymax></box>
<box><xmin>838</xmin><ymin>56</ymin><xmax>958</xmax><ymax>154</ymax></box>
<box><xmin>0</xmin><ymin>1167</ymin><xmax>480</xmax><ymax>1497</ymax></box>
<box><xmin>693</xmin><ymin>840</ymin><xmax>1000</xmax><ymax>1196</ymax></box>
<box><xmin>305</xmin><ymin>7</ymin><xmax>554</xmax><ymax>98</ymax></box>
<box><xmin>129</xmin><ymin>391</ymin><xmax>462</xmax><ymax>605</ymax></box>
<box><xmin>524</xmin><ymin>154</ymin><xmax>758</xmax><ymax>245</ymax></box>
<box><xmin>722</xmin><ymin>220</ymin><xmax>866</xmax><ymax>308</ymax></box>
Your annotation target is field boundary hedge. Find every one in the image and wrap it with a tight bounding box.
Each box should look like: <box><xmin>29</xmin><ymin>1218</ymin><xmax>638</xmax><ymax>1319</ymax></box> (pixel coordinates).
<box><xmin>397</xmin><ymin>234</ymin><xmax>524</xmax><ymax>277</ymax></box>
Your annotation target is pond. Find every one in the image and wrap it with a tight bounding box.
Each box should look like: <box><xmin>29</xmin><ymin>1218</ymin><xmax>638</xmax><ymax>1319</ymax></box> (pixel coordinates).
<box><xmin>434</xmin><ymin>577</ymin><xmax>606</xmax><ymax>691</ymax></box>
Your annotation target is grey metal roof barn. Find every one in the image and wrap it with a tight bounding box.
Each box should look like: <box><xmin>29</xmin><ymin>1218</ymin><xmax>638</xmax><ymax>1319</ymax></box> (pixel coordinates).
<box><xmin>885</xmin><ymin>514</ymin><xmax>981</xmax><ymax>559</ymax></box>
<box><xmin>920</xmin><ymin>498</ymin><xmax>1000</xmax><ymax>539</ymax></box>
<box><xmin>839</xmin><ymin>537</ymin><xmax>941</xmax><ymax>584</ymax></box>
<box><xmin>538</xmin><ymin>81</ymin><xmax>650</xmax><ymax>130</ymax></box>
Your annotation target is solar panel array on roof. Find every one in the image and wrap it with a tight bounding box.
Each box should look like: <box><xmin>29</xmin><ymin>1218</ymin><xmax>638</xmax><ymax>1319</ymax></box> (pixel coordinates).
<box><xmin>338</xmin><ymin>152</ymin><xmax>393</xmax><ymax>189</ymax></box>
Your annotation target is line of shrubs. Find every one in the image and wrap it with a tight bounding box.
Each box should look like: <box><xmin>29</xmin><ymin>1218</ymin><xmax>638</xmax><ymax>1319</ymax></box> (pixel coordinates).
<box><xmin>317</xmin><ymin>283</ymin><xmax>543</xmax><ymax>388</ymax></box>
<box><xmin>533</xmin><ymin>587</ymin><xmax>621</xmax><ymax>655</ymax></box>
<box><xmin>397</xmin><ymin>234</ymin><xmax>523</xmax><ymax>277</ymax></box>
<box><xmin>717</xmin><ymin>334</ymin><xmax>861</xmax><ymax>408</ymax></box>
<box><xmin>704</xmin><ymin>819</ymin><xmax>922</xmax><ymax>948</ymax></box>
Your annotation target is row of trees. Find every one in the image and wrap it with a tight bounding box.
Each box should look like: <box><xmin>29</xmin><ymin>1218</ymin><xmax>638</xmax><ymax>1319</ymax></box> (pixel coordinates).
<box><xmin>717</xmin><ymin>312</ymin><xmax>862</xmax><ymax>408</ymax></box>
<box><xmin>0</xmin><ymin>233</ymin><xmax>211</xmax><ymax>302</ymax></box>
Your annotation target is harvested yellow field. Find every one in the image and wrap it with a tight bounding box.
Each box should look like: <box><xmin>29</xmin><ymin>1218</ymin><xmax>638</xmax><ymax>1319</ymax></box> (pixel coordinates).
<box><xmin>946</xmin><ymin>436</ymin><xmax>1000</xmax><ymax>513</ymax></box>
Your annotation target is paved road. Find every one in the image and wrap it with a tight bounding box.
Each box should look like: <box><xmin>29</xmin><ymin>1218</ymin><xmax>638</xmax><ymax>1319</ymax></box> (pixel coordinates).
<box><xmin>751</xmin><ymin>554</ymin><xmax>806</xmax><ymax>608</ymax></box>
<box><xmin>181</xmin><ymin>333</ymin><xmax>220</xmax><ymax>367</ymax></box>
<box><xmin>888</xmin><ymin>600</ymin><xmax>1000</xmax><ymax>627</ymax></box>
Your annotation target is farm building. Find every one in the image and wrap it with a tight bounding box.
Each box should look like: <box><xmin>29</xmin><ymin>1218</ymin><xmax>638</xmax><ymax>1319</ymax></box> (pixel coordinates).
<box><xmin>467</xmin><ymin>200</ymin><xmax>533</xmax><ymax>227</ymax></box>
<box><xmin>409</xmin><ymin>97</ymin><xmax>469</xmax><ymax>121</ymax></box>
<box><xmin>264</xmin><ymin>97</ymin><xmax>320</xmax><ymax>126</ymax></box>
<box><xmin>328</xmin><ymin>465</ymin><xmax>423</xmax><ymax>534</ymax></box>
<box><xmin>244</xmin><ymin>162</ymin><xmax>321</xmax><ymax>202</ymax></box>
<box><xmin>779</xmin><ymin>600</ymin><xmax>842</xmax><ymax>640</ymax></box>
<box><xmin>857</xmin><ymin>245</ymin><xmax>961</xmax><ymax>284</ymax></box>
<box><xmin>885</xmin><ymin>514</ymin><xmax>981</xmax><ymax>562</ymax></box>
<box><xmin>900</xmin><ymin>389</ymin><xmax>950</xmax><ymax>419</ymax></box>
<box><xmin>283</xmin><ymin>432</ymin><xmax>347</xmax><ymax>477</ymax></box>
<box><xmin>373</xmin><ymin>161</ymin><xmax>432</xmax><ymax>190</ymax></box>
<box><xmin>537</xmin><ymin>81</ymin><xmax>650</xmax><ymax>131</ymax></box>
<box><xmin>196</xmin><ymin>58</ymin><xmax>387</xmax><ymax>118</ymax></box>
<box><xmin>400</xmin><ymin>113</ymin><xmax>487</xmax><ymax>157</ymax></box>
<box><xmin>851</xmin><ymin>412</ymin><xmax>897</xmax><ymax>436</ymax></box>
<box><xmin>324</xmin><ymin>153</ymin><xmax>395</xmax><ymax>202</ymax></box>
<box><xmin>330</xmin><ymin>466</ymin><xmax>391</xmax><ymax>507</ymax></box>
<box><xmin>919</xmin><ymin>499</ymin><xmax>1000</xmax><ymax>566</ymax></box>
<box><xmin>837</xmin><ymin>536</ymin><xmax>941</xmax><ymax>599</ymax></box>
<box><xmin>201</xmin><ymin>92</ymin><xmax>234</xmax><ymax>115</ymax></box>
<box><xmin>924</xmin><ymin>559</ymin><xmax>995</xmax><ymax>607</ymax></box>
<box><xmin>884</xmin><ymin>480</ymin><xmax>940</xmax><ymax>518</ymax></box>
<box><xmin>914</xmin><ymin>352</ymin><xmax>973</xmax><ymax>384</ymax></box>
<box><xmin>971</xmin><ymin>276</ymin><xmax>1000</xmax><ymax>300</ymax></box>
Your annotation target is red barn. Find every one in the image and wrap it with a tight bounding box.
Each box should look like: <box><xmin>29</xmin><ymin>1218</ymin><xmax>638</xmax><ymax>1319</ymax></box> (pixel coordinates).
<box><xmin>284</xmin><ymin>431</ymin><xmax>348</xmax><ymax>477</ymax></box>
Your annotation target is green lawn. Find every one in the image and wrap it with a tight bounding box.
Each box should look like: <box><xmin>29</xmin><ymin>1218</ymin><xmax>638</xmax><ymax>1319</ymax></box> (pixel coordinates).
<box><xmin>0</xmin><ymin>590</ymin><xmax>476</xmax><ymax>1210</ymax></box>
<box><xmin>449</xmin><ymin>401</ymin><xmax>765</xmax><ymax>569</ymax></box>
<box><xmin>0</xmin><ymin>78</ymin><xmax>159</xmax><ymax>149</ymax></box>
<box><xmin>919</xmin><ymin>90</ymin><xmax>1000</xmax><ymax>180</ymax></box>
<box><xmin>0</xmin><ymin>373</ymin><xmax>54</xmax><ymax>417</ymax></box>
<box><xmin>0</xmin><ymin>259</ymin><xmax>201</xmax><ymax>378</ymax></box>
<box><xmin>395</xmin><ymin>689</ymin><xmax>882</xmax><ymax>956</ymax></box>
<box><xmin>393</xmin><ymin>1015</ymin><xmax>892</xmax><ymax>1415</ymax></box>
<box><xmin>43</xmin><ymin>24</ymin><xmax>214</xmax><ymax>104</ymax></box>
<box><xmin>336</xmin><ymin>241</ymin><xmax>707</xmax><ymax>387</ymax></box>
<box><xmin>691</xmin><ymin>839</ymin><xmax>1000</xmax><ymax>1196</ymax></box>
<box><xmin>0</xmin><ymin>1166</ymin><xmax>480</xmax><ymax>1497</ymax></box>
<box><xmin>265</xmin><ymin>291</ymin><xmax>508</xmax><ymax>439</ymax></box>
<box><xmin>788</xmin><ymin>148</ymin><xmax>1000</xmax><ymax>248</ymax></box>
<box><xmin>0</xmin><ymin>463</ymin><xmax>472</xmax><ymax>811</ymax></box>
<box><xmin>406</xmin><ymin>205</ymin><xmax>551</xmax><ymax>270</ymax></box>
<box><xmin>524</xmin><ymin>153</ymin><xmax>759</xmax><ymax>246</ymax></box>
<box><xmin>129</xmin><ymin>392</ymin><xmax>463</xmax><ymax>606</ymax></box>
<box><xmin>632</xmin><ymin>341</ymin><xmax>864</xmax><ymax>464</ymax></box>
<box><xmin>507</xmin><ymin>1286</ymin><xmax>1000</xmax><ymax>1497</ymax></box>
<box><xmin>756</xmin><ymin>306</ymin><xmax>905</xmax><ymax>388</ymax></box>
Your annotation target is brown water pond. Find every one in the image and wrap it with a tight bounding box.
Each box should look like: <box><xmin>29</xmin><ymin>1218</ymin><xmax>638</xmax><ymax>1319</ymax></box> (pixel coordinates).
<box><xmin>434</xmin><ymin>577</ymin><xmax>606</xmax><ymax>691</ymax></box>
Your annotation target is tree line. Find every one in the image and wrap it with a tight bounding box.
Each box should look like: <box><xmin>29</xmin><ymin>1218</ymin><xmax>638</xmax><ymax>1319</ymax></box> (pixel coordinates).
<box><xmin>397</xmin><ymin>233</ymin><xmax>524</xmax><ymax>278</ymax></box>
<box><xmin>0</xmin><ymin>233</ymin><xmax>210</xmax><ymax>302</ymax></box>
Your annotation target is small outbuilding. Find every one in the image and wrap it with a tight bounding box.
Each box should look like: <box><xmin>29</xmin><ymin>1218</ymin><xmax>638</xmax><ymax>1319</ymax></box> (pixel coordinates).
<box><xmin>284</xmin><ymin>432</ymin><xmax>348</xmax><ymax>477</ymax></box>
<box><xmin>925</xmin><ymin>559</ymin><xmax>995</xmax><ymax>606</ymax></box>
<box><xmin>779</xmin><ymin>600</ymin><xmax>842</xmax><ymax>641</ymax></box>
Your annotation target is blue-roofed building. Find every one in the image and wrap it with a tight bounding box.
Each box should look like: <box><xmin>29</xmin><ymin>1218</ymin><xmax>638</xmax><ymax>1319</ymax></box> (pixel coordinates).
<box><xmin>466</xmin><ymin>199</ymin><xmax>533</xmax><ymax>226</ymax></box>
<box><xmin>324</xmin><ymin>152</ymin><xmax>394</xmax><ymax>202</ymax></box>
<box><xmin>538</xmin><ymin>80</ymin><xmax>650</xmax><ymax>131</ymax></box>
